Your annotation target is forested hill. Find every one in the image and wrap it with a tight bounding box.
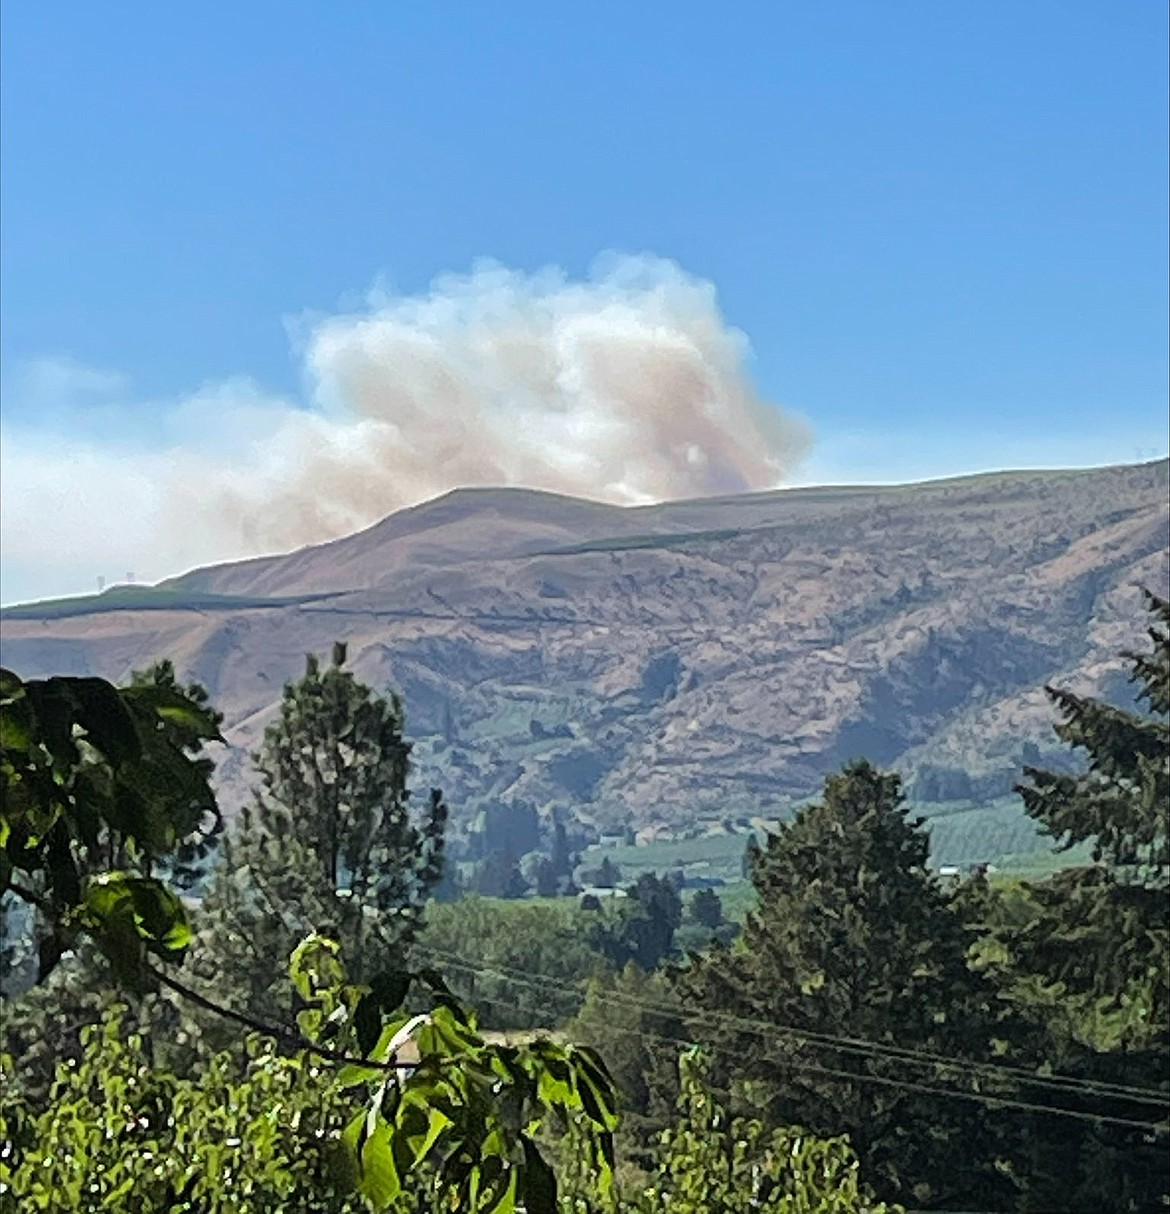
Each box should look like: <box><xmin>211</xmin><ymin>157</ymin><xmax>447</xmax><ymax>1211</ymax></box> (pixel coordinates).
<box><xmin>3</xmin><ymin>459</ymin><xmax>1167</xmax><ymax>842</ymax></box>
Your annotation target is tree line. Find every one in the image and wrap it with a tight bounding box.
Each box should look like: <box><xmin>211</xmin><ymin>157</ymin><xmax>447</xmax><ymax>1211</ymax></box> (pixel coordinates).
<box><xmin>1</xmin><ymin>594</ymin><xmax>1167</xmax><ymax>1211</ymax></box>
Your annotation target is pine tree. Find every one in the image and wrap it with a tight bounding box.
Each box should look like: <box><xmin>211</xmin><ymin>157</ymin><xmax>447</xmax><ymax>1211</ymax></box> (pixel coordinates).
<box><xmin>1005</xmin><ymin>591</ymin><xmax>1170</xmax><ymax>1211</ymax></box>
<box><xmin>599</xmin><ymin>873</ymin><xmax>682</xmax><ymax>971</ymax></box>
<box><xmin>688</xmin><ymin>888</ymin><xmax>724</xmax><ymax>930</ymax></box>
<box><xmin>677</xmin><ymin>760</ymin><xmax>1008</xmax><ymax>1208</ymax></box>
<box><xmin>1015</xmin><ymin>592</ymin><xmax>1168</xmax><ymax>1022</ymax></box>
<box><xmin>193</xmin><ymin>645</ymin><xmax>446</xmax><ymax>1023</ymax></box>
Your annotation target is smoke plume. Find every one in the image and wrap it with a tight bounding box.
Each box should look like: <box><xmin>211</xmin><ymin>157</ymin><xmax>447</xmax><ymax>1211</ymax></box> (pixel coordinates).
<box><xmin>1</xmin><ymin>255</ymin><xmax>811</xmax><ymax>599</ymax></box>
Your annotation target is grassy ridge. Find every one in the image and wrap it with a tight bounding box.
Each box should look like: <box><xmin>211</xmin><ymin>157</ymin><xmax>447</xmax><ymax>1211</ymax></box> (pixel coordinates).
<box><xmin>1</xmin><ymin>586</ymin><xmax>334</xmax><ymax>620</ymax></box>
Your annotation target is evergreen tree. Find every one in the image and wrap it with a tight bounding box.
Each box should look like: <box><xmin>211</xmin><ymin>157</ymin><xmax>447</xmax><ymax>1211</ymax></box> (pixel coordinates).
<box><xmin>465</xmin><ymin>851</ymin><xmax>529</xmax><ymax>899</ymax></box>
<box><xmin>567</xmin><ymin>964</ymin><xmax>683</xmax><ymax>1168</ymax></box>
<box><xmin>548</xmin><ymin>812</ymin><xmax>580</xmax><ymax>895</ymax></box>
<box><xmin>616</xmin><ymin>874</ymin><xmax>683</xmax><ymax>971</ymax></box>
<box><xmin>194</xmin><ymin>645</ymin><xmax>446</xmax><ymax>1023</ymax></box>
<box><xmin>677</xmin><ymin>760</ymin><xmax>1009</xmax><ymax>1208</ymax></box>
<box><xmin>530</xmin><ymin>855</ymin><xmax>560</xmax><ymax>898</ymax></box>
<box><xmin>688</xmin><ymin>888</ymin><xmax>724</xmax><ymax>930</ymax></box>
<box><xmin>1002</xmin><ymin>590</ymin><xmax>1170</xmax><ymax>1211</ymax></box>
<box><xmin>1015</xmin><ymin>590</ymin><xmax>1168</xmax><ymax>1024</ymax></box>
<box><xmin>581</xmin><ymin>855</ymin><xmax>622</xmax><ymax>889</ymax></box>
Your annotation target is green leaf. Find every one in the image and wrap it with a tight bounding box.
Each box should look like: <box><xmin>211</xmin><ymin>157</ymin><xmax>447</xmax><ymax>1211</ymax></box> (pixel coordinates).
<box><xmin>357</xmin><ymin>1114</ymin><xmax>401</xmax><ymax>1208</ymax></box>
<box><xmin>0</xmin><ymin>694</ymin><xmax>34</xmax><ymax>752</ymax></box>
<box><xmin>536</xmin><ymin>1067</ymin><xmax>574</xmax><ymax>1108</ymax></box>
<box><xmin>289</xmin><ymin>934</ymin><xmax>345</xmax><ymax>1004</ymax></box>
<box><xmin>399</xmin><ymin>1094</ymin><xmax>451</xmax><ymax>1161</ymax></box>
<box><xmin>354</xmin><ymin>969</ymin><xmax>413</xmax><ymax>1055</ymax></box>
<box><xmin>417</xmin><ymin>1003</ymin><xmax>483</xmax><ymax>1060</ymax></box>
<box><xmin>367</xmin><ymin>1013</ymin><xmax>427</xmax><ymax>1065</ymax></box>
<box><xmin>390</xmin><ymin>1099</ymin><xmax>429</xmax><ymax>1178</ymax></box>
<box><xmin>336</xmin><ymin>1060</ymin><xmax>385</xmax><ymax>1089</ymax></box>
<box><xmin>518</xmin><ymin>1135</ymin><xmax>558</xmax><ymax>1214</ymax></box>
<box><xmin>122</xmin><ymin>684</ymin><xmax>224</xmax><ymax>743</ymax></box>
<box><xmin>472</xmin><ymin>1154</ymin><xmax>517</xmax><ymax>1214</ymax></box>
<box><xmin>82</xmin><ymin>873</ymin><xmax>191</xmax><ymax>984</ymax></box>
<box><xmin>127</xmin><ymin>878</ymin><xmax>191</xmax><ymax>952</ymax></box>
<box><xmin>62</xmin><ymin>677</ymin><xmax>143</xmax><ymax>766</ymax></box>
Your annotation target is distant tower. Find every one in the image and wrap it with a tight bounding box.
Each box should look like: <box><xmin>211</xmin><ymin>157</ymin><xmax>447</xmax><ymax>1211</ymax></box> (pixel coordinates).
<box><xmin>97</xmin><ymin>576</ymin><xmax>106</xmax><ymax>593</ymax></box>
<box><xmin>126</xmin><ymin>572</ymin><xmax>136</xmax><ymax>584</ymax></box>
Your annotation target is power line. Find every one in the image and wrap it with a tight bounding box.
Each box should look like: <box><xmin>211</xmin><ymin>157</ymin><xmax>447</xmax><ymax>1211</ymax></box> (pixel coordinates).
<box><xmin>414</xmin><ymin>945</ymin><xmax>1170</xmax><ymax>1126</ymax></box>
<box><xmin>418</xmin><ymin>948</ymin><xmax>1169</xmax><ymax>1134</ymax></box>
<box><xmin>415</xmin><ymin>943</ymin><xmax>1167</xmax><ymax>1105</ymax></box>
<box><xmin>567</xmin><ymin>1006</ymin><xmax>1170</xmax><ymax>1137</ymax></box>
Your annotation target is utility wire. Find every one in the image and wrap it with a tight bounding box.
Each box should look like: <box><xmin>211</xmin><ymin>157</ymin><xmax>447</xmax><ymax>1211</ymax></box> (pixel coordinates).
<box><xmin>414</xmin><ymin>942</ymin><xmax>1168</xmax><ymax>1105</ymax></box>
<box><xmin>413</xmin><ymin>944</ymin><xmax>1170</xmax><ymax>1124</ymax></box>
<box><xmin>620</xmin><ymin>1015</ymin><xmax>1170</xmax><ymax>1138</ymax></box>
<box><xmin>418</xmin><ymin>948</ymin><xmax>1169</xmax><ymax>1134</ymax></box>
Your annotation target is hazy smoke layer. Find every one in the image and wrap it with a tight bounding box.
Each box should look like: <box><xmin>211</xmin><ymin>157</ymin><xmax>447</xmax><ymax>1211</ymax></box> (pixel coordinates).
<box><xmin>225</xmin><ymin>255</ymin><xmax>810</xmax><ymax>550</ymax></box>
<box><xmin>1</xmin><ymin>256</ymin><xmax>811</xmax><ymax>598</ymax></box>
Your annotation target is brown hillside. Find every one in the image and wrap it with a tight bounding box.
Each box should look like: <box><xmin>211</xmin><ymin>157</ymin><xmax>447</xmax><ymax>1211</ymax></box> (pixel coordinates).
<box><xmin>3</xmin><ymin>460</ymin><xmax>1166</xmax><ymax>844</ymax></box>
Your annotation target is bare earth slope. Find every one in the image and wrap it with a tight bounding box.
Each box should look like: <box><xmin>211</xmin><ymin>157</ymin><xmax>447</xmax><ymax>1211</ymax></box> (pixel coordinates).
<box><xmin>3</xmin><ymin>460</ymin><xmax>1167</xmax><ymax>842</ymax></box>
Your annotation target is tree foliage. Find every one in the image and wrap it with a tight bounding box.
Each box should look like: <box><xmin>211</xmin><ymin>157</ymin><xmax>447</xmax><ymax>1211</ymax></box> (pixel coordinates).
<box><xmin>983</xmin><ymin>590</ymin><xmax>1170</xmax><ymax>1210</ymax></box>
<box><xmin>688</xmin><ymin>888</ymin><xmax>723</xmax><ymax>931</ymax></box>
<box><xmin>284</xmin><ymin>934</ymin><xmax>619</xmax><ymax>1212</ymax></box>
<box><xmin>566</xmin><ymin>964</ymin><xmax>683</xmax><ymax>1166</ymax></box>
<box><xmin>5</xmin><ymin>594</ymin><xmax>1170</xmax><ymax>1211</ymax></box>
<box><xmin>417</xmin><ymin>897</ymin><xmax>609</xmax><ymax>1029</ymax></box>
<box><xmin>0</xmin><ymin>937</ymin><xmax>622</xmax><ymax>1214</ymax></box>
<box><xmin>678</xmin><ymin>760</ymin><xmax>1009</xmax><ymax>1208</ymax></box>
<box><xmin>1014</xmin><ymin>590</ymin><xmax>1169</xmax><ymax>1025</ymax></box>
<box><xmin>1</xmin><ymin>665</ymin><xmax>222</xmax><ymax>987</ymax></box>
<box><xmin>0</xmin><ymin>656</ymin><xmax>621</xmax><ymax>1213</ymax></box>
<box><xmin>194</xmin><ymin>646</ymin><xmax>447</xmax><ymax>1021</ymax></box>
<box><xmin>590</xmin><ymin>874</ymin><xmax>682</xmax><ymax>972</ymax></box>
<box><xmin>0</xmin><ymin>1007</ymin><xmax>364</xmax><ymax>1213</ymax></box>
<box><xmin>634</xmin><ymin>1050</ymin><xmax>900</xmax><ymax>1213</ymax></box>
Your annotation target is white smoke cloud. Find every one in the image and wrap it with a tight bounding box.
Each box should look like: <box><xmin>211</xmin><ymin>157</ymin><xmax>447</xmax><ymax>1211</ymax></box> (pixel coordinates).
<box><xmin>1</xmin><ymin>255</ymin><xmax>811</xmax><ymax>601</ymax></box>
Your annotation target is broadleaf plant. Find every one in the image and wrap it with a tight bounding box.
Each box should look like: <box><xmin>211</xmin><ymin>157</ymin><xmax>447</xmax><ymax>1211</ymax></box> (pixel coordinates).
<box><xmin>1</xmin><ymin>668</ymin><xmax>223</xmax><ymax>985</ymax></box>
<box><xmin>290</xmin><ymin>932</ymin><xmax>619</xmax><ymax>1212</ymax></box>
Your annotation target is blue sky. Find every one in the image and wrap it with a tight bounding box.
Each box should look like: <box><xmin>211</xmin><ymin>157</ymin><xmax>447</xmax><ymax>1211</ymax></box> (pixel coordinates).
<box><xmin>1</xmin><ymin>1</ymin><xmax>1167</xmax><ymax>603</ymax></box>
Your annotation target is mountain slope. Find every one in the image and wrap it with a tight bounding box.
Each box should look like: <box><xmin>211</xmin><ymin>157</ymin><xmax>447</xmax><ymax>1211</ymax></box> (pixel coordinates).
<box><xmin>3</xmin><ymin>460</ymin><xmax>1167</xmax><ymax>851</ymax></box>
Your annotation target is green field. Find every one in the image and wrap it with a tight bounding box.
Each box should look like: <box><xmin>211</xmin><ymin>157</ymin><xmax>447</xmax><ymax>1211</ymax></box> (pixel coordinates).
<box><xmin>578</xmin><ymin>794</ymin><xmax>1080</xmax><ymax>890</ymax></box>
<box><xmin>913</xmin><ymin>795</ymin><xmax>1045</xmax><ymax>868</ymax></box>
<box><xmin>580</xmin><ymin>830</ymin><xmax>753</xmax><ymax>886</ymax></box>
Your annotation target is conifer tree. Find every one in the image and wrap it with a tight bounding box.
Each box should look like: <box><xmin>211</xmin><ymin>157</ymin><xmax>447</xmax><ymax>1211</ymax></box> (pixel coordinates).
<box><xmin>194</xmin><ymin>645</ymin><xmax>446</xmax><ymax>1023</ymax></box>
<box><xmin>1003</xmin><ymin>591</ymin><xmax>1170</xmax><ymax>1211</ymax></box>
<box><xmin>1015</xmin><ymin>590</ymin><xmax>1168</xmax><ymax>1029</ymax></box>
<box><xmin>688</xmin><ymin>888</ymin><xmax>724</xmax><ymax>930</ymax></box>
<box><xmin>677</xmin><ymin>760</ymin><xmax>1008</xmax><ymax>1208</ymax></box>
<box><xmin>593</xmin><ymin>873</ymin><xmax>682</xmax><ymax>972</ymax></box>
